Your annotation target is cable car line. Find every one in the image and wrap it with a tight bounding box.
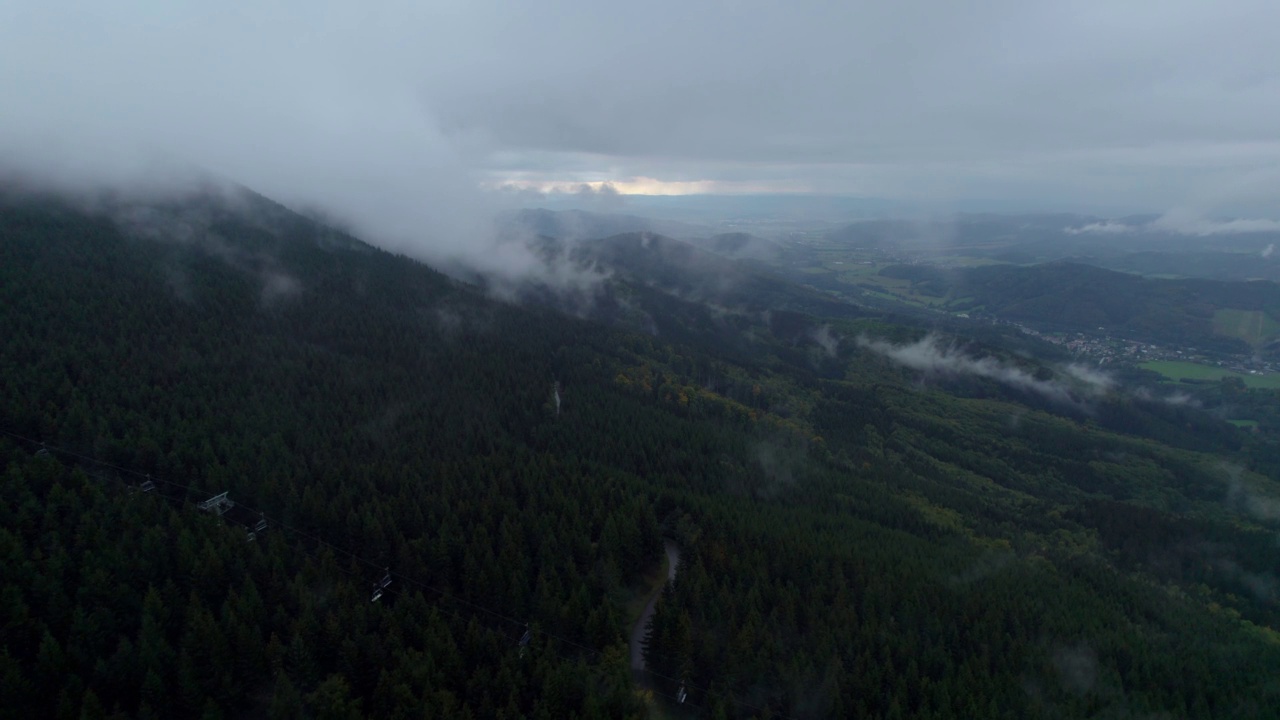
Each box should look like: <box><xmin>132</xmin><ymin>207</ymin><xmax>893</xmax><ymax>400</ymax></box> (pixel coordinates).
<box><xmin>4</xmin><ymin>428</ymin><xmax>801</xmax><ymax>719</ymax></box>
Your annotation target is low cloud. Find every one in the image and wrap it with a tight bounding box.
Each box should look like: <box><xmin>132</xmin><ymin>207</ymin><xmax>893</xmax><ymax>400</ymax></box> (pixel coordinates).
<box><xmin>1151</xmin><ymin>214</ymin><xmax>1280</xmax><ymax>236</ymax></box>
<box><xmin>1222</xmin><ymin>463</ymin><xmax>1280</xmax><ymax>523</ymax></box>
<box><xmin>1060</xmin><ymin>363</ymin><xmax>1115</xmax><ymax>395</ymax></box>
<box><xmin>1213</xmin><ymin>555</ymin><xmax>1278</xmax><ymax>602</ymax></box>
<box><xmin>260</xmin><ymin>271</ymin><xmax>302</xmax><ymax>306</ymax></box>
<box><xmin>810</xmin><ymin>325</ymin><xmax>840</xmax><ymax>357</ymax></box>
<box><xmin>0</xmin><ymin>5</ymin><xmax>615</xmax><ymax>298</ymax></box>
<box><xmin>1051</xmin><ymin>643</ymin><xmax>1099</xmax><ymax>697</ymax></box>
<box><xmin>112</xmin><ymin>197</ymin><xmax>306</xmax><ymax>308</ymax></box>
<box><xmin>1064</xmin><ymin>221</ymin><xmax>1136</xmax><ymax>235</ymax></box>
<box><xmin>491</xmin><ymin>181</ymin><xmax>629</xmax><ymax>211</ymax></box>
<box><xmin>858</xmin><ymin>334</ymin><xmax>1111</xmax><ymax>406</ymax></box>
<box><xmin>1132</xmin><ymin>386</ymin><xmax>1201</xmax><ymax>407</ymax></box>
<box><xmin>949</xmin><ymin>548</ymin><xmax>1016</xmax><ymax>586</ymax></box>
<box><xmin>1066</xmin><ymin>214</ymin><xmax>1280</xmax><ymax>237</ymax></box>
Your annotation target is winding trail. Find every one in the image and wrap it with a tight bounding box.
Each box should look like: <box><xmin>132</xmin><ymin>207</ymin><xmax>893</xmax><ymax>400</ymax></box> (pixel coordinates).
<box><xmin>630</xmin><ymin>540</ymin><xmax>681</xmax><ymax>672</ymax></box>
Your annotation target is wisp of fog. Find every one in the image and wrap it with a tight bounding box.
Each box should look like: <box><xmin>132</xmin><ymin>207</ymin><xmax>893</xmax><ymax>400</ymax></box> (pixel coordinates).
<box><xmin>0</xmin><ymin>2</ymin><xmax>572</xmax><ymax>288</ymax></box>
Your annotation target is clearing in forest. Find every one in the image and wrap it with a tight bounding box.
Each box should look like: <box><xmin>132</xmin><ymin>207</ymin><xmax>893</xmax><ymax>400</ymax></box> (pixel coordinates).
<box><xmin>1212</xmin><ymin>308</ymin><xmax>1280</xmax><ymax>347</ymax></box>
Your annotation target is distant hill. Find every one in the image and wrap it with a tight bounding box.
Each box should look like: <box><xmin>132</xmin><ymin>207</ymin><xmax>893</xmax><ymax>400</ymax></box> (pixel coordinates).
<box><xmin>496</xmin><ymin>208</ymin><xmax>704</xmax><ymax>241</ymax></box>
<box><xmin>824</xmin><ymin>213</ymin><xmax>1280</xmax><ymax>268</ymax></box>
<box><xmin>883</xmin><ymin>261</ymin><xmax>1280</xmax><ymax>353</ymax></box>
<box><xmin>824</xmin><ymin>214</ymin><xmax>1092</xmax><ymax>253</ymax></box>
<box><xmin>1075</xmin><ymin>250</ymin><xmax>1280</xmax><ymax>282</ymax></box>
<box><xmin>684</xmin><ymin>231</ymin><xmax>783</xmax><ymax>261</ymax></box>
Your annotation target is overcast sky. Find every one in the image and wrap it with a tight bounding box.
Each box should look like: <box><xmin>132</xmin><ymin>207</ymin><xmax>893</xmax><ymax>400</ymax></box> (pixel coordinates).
<box><xmin>3</xmin><ymin>0</ymin><xmax>1279</xmax><ymax>232</ymax></box>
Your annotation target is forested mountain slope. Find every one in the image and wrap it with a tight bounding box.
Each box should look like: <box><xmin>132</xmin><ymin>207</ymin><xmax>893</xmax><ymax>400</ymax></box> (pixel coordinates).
<box><xmin>683</xmin><ymin>233</ymin><xmax>782</xmax><ymax>262</ymax></box>
<box><xmin>3</xmin><ymin>187</ymin><xmax>1280</xmax><ymax>719</ymax></box>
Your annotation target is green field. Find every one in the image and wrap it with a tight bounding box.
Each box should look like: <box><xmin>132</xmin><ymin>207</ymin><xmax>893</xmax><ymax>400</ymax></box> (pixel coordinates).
<box><xmin>1212</xmin><ymin>308</ymin><xmax>1280</xmax><ymax>347</ymax></box>
<box><xmin>1141</xmin><ymin>360</ymin><xmax>1280</xmax><ymax>389</ymax></box>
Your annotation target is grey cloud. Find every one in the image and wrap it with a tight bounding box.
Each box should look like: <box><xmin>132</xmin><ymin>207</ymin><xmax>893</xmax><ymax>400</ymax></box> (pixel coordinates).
<box><xmin>0</xmin><ymin>2</ymin><xmax>555</xmax><ymax>286</ymax></box>
<box><xmin>437</xmin><ymin>2</ymin><xmax>1280</xmax><ymax>210</ymax></box>
<box><xmin>3</xmin><ymin>0</ymin><xmax>1280</xmax><ymax>235</ymax></box>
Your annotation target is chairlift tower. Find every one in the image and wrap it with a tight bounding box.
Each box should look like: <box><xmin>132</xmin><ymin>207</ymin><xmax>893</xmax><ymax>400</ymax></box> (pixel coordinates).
<box><xmin>198</xmin><ymin>492</ymin><xmax>234</xmax><ymax>516</ymax></box>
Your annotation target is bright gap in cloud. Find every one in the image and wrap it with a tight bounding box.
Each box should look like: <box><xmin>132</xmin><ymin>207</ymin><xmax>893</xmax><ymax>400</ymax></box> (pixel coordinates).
<box><xmin>489</xmin><ymin>176</ymin><xmax>810</xmax><ymax>196</ymax></box>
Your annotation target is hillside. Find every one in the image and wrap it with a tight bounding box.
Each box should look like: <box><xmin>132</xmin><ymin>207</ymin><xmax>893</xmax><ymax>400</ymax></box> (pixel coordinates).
<box><xmin>520</xmin><ymin>231</ymin><xmax>884</xmax><ymax>360</ymax></box>
<box><xmin>1075</xmin><ymin>249</ymin><xmax>1280</xmax><ymax>283</ymax></box>
<box><xmin>3</xmin><ymin>187</ymin><xmax>1280</xmax><ymax>719</ymax></box>
<box><xmin>683</xmin><ymin>232</ymin><xmax>783</xmax><ymax>262</ymax></box>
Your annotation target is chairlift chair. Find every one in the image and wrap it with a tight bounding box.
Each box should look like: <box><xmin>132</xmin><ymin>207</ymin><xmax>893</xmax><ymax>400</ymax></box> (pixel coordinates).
<box><xmin>519</xmin><ymin>624</ymin><xmax>532</xmax><ymax>658</ymax></box>
<box><xmin>371</xmin><ymin>568</ymin><xmax>392</xmax><ymax>602</ymax></box>
<box><xmin>246</xmin><ymin>515</ymin><xmax>268</xmax><ymax>542</ymax></box>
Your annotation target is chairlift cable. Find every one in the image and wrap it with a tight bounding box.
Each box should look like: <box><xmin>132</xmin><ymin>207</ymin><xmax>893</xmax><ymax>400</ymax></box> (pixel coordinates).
<box><xmin>1</xmin><ymin>428</ymin><xmax>800</xmax><ymax>719</ymax></box>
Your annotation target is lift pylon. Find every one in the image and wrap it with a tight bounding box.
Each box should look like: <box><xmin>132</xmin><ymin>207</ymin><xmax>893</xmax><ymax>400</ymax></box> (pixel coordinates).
<box><xmin>198</xmin><ymin>492</ymin><xmax>234</xmax><ymax>515</ymax></box>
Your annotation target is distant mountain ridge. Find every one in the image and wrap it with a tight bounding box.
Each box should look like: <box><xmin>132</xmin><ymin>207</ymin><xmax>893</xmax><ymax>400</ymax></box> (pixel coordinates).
<box><xmin>883</xmin><ymin>261</ymin><xmax>1280</xmax><ymax>353</ymax></box>
<box><xmin>497</xmin><ymin>208</ymin><xmax>704</xmax><ymax>242</ymax></box>
<box><xmin>684</xmin><ymin>231</ymin><xmax>783</xmax><ymax>261</ymax></box>
<box><xmin>825</xmin><ymin>213</ymin><xmax>1280</xmax><ymax>269</ymax></box>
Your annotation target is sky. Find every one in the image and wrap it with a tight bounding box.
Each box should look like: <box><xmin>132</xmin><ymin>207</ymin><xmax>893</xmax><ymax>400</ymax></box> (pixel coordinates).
<box><xmin>3</xmin><ymin>0</ymin><xmax>1280</xmax><ymax>255</ymax></box>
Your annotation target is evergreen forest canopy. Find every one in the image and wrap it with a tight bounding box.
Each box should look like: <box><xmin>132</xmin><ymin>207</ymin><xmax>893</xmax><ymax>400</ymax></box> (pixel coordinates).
<box><xmin>3</xmin><ymin>184</ymin><xmax>1280</xmax><ymax>719</ymax></box>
